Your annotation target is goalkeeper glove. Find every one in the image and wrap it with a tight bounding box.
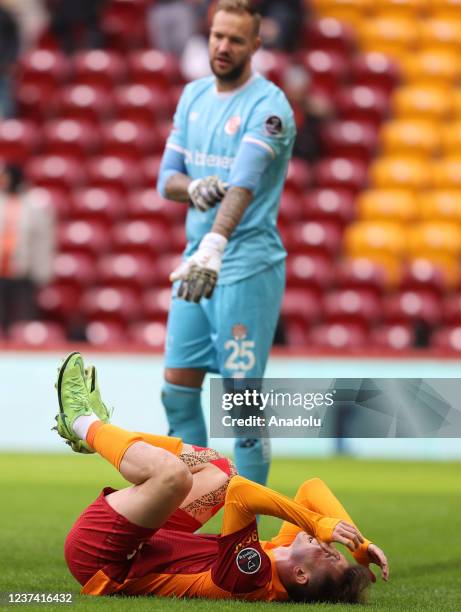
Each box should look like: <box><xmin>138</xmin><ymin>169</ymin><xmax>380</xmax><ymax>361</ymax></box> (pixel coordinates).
<box><xmin>187</xmin><ymin>176</ymin><xmax>228</xmax><ymax>212</ymax></box>
<box><xmin>170</xmin><ymin>232</ymin><xmax>227</xmax><ymax>302</ymax></box>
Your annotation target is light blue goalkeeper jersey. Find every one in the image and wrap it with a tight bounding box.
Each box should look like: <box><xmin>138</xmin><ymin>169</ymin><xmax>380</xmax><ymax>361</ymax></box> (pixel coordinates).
<box><xmin>165</xmin><ymin>73</ymin><xmax>296</xmax><ymax>284</ymax></box>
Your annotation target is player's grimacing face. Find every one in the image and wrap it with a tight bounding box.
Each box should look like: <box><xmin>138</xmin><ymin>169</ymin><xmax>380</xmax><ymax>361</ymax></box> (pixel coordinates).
<box><xmin>291</xmin><ymin>531</ymin><xmax>349</xmax><ymax>572</ymax></box>
<box><xmin>209</xmin><ymin>11</ymin><xmax>259</xmax><ymax>82</ymax></box>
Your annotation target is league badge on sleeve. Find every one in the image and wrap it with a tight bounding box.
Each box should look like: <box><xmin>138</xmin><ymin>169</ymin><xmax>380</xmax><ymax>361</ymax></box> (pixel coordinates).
<box><xmin>236</xmin><ymin>548</ymin><xmax>262</xmax><ymax>574</ymax></box>
<box><xmin>264</xmin><ymin>115</ymin><xmax>283</xmax><ymax>136</ymax></box>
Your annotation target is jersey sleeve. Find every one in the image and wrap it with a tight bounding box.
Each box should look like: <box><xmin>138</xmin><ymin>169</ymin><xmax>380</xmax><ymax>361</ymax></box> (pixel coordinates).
<box><xmin>211</xmin><ymin>520</ymin><xmax>272</xmax><ymax>594</ymax></box>
<box><xmin>240</xmin><ymin>97</ymin><xmax>296</xmax><ymax>160</ymax></box>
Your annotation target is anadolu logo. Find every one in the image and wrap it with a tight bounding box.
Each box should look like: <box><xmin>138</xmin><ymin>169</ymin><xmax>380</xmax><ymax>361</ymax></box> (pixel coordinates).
<box><xmin>236</xmin><ymin>547</ymin><xmax>262</xmax><ymax>574</ymax></box>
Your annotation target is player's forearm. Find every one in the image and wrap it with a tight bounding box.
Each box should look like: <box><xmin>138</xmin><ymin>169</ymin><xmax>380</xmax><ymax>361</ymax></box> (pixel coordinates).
<box><xmin>211</xmin><ymin>186</ymin><xmax>253</xmax><ymax>239</ymax></box>
<box><xmin>221</xmin><ymin>476</ymin><xmax>339</xmax><ymax>541</ymax></box>
<box><xmin>164</xmin><ymin>172</ymin><xmax>192</xmax><ymax>203</ymax></box>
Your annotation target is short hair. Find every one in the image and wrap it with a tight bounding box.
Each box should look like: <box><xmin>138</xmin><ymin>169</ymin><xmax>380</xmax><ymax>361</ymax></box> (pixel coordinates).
<box><xmin>286</xmin><ymin>564</ymin><xmax>371</xmax><ymax>604</ymax></box>
<box><xmin>214</xmin><ymin>0</ymin><xmax>261</xmax><ymax>36</ymax></box>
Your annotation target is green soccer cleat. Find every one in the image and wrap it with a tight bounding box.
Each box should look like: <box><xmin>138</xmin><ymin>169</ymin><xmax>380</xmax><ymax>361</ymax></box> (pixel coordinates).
<box><xmin>54</xmin><ymin>352</ymin><xmax>91</xmax><ymax>446</ymax></box>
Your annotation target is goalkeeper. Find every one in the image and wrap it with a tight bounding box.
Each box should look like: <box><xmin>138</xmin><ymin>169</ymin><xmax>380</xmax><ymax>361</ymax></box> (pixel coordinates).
<box><xmin>156</xmin><ymin>0</ymin><xmax>297</xmax><ymax>486</ymax></box>
<box><xmin>54</xmin><ymin>353</ymin><xmax>388</xmax><ymax>603</ymax></box>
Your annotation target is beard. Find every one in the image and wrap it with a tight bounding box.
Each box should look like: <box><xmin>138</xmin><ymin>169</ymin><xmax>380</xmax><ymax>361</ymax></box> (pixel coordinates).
<box><xmin>210</xmin><ymin>56</ymin><xmax>247</xmax><ymax>83</ymax></box>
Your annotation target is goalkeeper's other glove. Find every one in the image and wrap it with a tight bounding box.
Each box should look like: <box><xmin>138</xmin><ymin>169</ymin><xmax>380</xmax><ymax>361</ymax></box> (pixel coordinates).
<box><xmin>170</xmin><ymin>232</ymin><xmax>227</xmax><ymax>302</ymax></box>
<box><xmin>187</xmin><ymin>176</ymin><xmax>228</xmax><ymax>212</ymax></box>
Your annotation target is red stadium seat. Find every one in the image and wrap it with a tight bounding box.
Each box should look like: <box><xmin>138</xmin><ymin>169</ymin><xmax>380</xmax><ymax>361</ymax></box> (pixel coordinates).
<box><xmin>141</xmin><ymin>155</ymin><xmax>163</xmax><ymax>186</ymax></box>
<box><xmin>288</xmin><ymin>220</ymin><xmax>343</xmax><ymax>256</ymax></box>
<box><xmin>42</xmin><ymin>119</ymin><xmax>99</xmax><ymax>158</ymax></box>
<box><xmin>336</xmin><ymin>258</ymin><xmax>386</xmax><ymax>293</ymax></box>
<box><xmin>252</xmin><ymin>50</ymin><xmax>291</xmax><ymax>87</ymax></box>
<box><xmin>97</xmin><ymin>253</ymin><xmax>157</xmax><ymax>288</ymax></box>
<box><xmin>25</xmin><ymin>155</ymin><xmax>87</xmax><ymax>191</ymax></box>
<box><xmin>312</xmin><ymin>157</ymin><xmax>368</xmax><ymax>193</ymax></box>
<box><xmin>27</xmin><ymin>186</ymin><xmax>70</xmax><ymax>218</ymax></box>
<box><xmin>309</xmin><ymin>322</ymin><xmax>368</xmax><ymax>349</ymax></box>
<box><xmin>58</xmin><ymin>84</ymin><xmax>115</xmax><ymax>123</ymax></box>
<box><xmin>383</xmin><ymin>289</ymin><xmax>442</xmax><ymax>325</ymax></box>
<box><xmin>85</xmin><ymin>319</ymin><xmax>129</xmax><ymax>347</ymax></box>
<box><xmin>127</xmin><ymin>50</ymin><xmax>181</xmax><ymax>87</ymax></box>
<box><xmin>441</xmin><ymin>293</ymin><xmax>461</xmax><ymax>324</ymax></box>
<box><xmin>100</xmin><ymin>119</ymin><xmax>162</xmax><ymax>159</ymax></box>
<box><xmin>302</xmin><ymin>189</ymin><xmax>355</xmax><ymax>225</ymax></box>
<box><xmin>73</xmin><ymin>50</ymin><xmax>127</xmax><ymax>89</ymax></box>
<box><xmin>15</xmin><ymin>81</ymin><xmax>57</xmax><ymax>121</ymax></box>
<box><xmin>112</xmin><ymin>220</ymin><xmax>171</xmax><ymax>254</ymax></box>
<box><xmin>279</xmin><ymin>192</ymin><xmax>303</xmax><ymax>223</ymax></box>
<box><xmin>432</xmin><ymin>326</ymin><xmax>461</xmax><ymax>352</ymax></box>
<box><xmin>71</xmin><ymin>187</ymin><xmax>126</xmax><ymax>223</ymax></box>
<box><xmin>371</xmin><ymin>323</ymin><xmax>414</xmax><ymax>350</ymax></box>
<box><xmin>350</xmin><ymin>52</ymin><xmax>400</xmax><ymax>95</ymax></box>
<box><xmin>128</xmin><ymin>321</ymin><xmax>167</xmax><ymax>348</ymax></box>
<box><xmin>399</xmin><ymin>259</ymin><xmax>447</xmax><ymax>294</ymax></box>
<box><xmin>281</xmin><ymin>288</ymin><xmax>323</xmax><ymax>323</ymax></box>
<box><xmin>37</xmin><ymin>283</ymin><xmax>81</xmax><ymax>322</ymax></box>
<box><xmin>283</xmin><ymin>319</ymin><xmax>310</xmax><ymax>347</ymax></box>
<box><xmin>323</xmin><ymin>288</ymin><xmax>381</xmax><ymax>325</ymax></box>
<box><xmin>303</xmin><ymin>18</ymin><xmax>356</xmax><ymax>55</ymax></box>
<box><xmin>53</xmin><ymin>251</ymin><xmax>98</xmax><ymax>286</ymax></box>
<box><xmin>81</xmin><ymin>286</ymin><xmax>142</xmax><ymax>322</ymax></box>
<box><xmin>320</xmin><ymin>120</ymin><xmax>379</xmax><ymax>161</ymax></box>
<box><xmin>0</xmin><ymin>120</ymin><xmax>41</xmax><ymax>164</ymax></box>
<box><xmin>170</xmin><ymin>225</ymin><xmax>187</xmax><ymax>253</ymax></box>
<box><xmin>301</xmin><ymin>50</ymin><xmax>350</xmax><ymax>95</ymax></box>
<box><xmin>127</xmin><ymin>189</ymin><xmax>187</xmax><ymax>223</ymax></box>
<box><xmin>142</xmin><ymin>287</ymin><xmax>172</xmax><ymax>321</ymax></box>
<box><xmin>285</xmin><ymin>252</ymin><xmax>336</xmax><ymax>290</ymax></box>
<box><xmin>285</xmin><ymin>158</ymin><xmax>311</xmax><ymax>194</ymax></box>
<box><xmin>102</xmin><ymin>0</ymin><xmax>148</xmax><ymax>51</ymax></box>
<box><xmin>18</xmin><ymin>49</ymin><xmax>71</xmax><ymax>87</ymax></box>
<box><xmin>154</xmin><ymin>253</ymin><xmax>183</xmax><ymax>286</ymax></box>
<box><xmin>59</xmin><ymin>220</ymin><xmax>111</xmax><ymax>255</ymax></box>
<box><xmin>114</xmin><ymin>84</ymin><xmax>174</xmax><ymax>122</ymax></box>
<box><xmin>336</xmin><ymin>85</ymin><xmax>391</xmax><ymax>127</ymax></box>
<box><xmin>87</xmin><ymin>155</ymin><xmax>145</xmax><ymax>193</ymax></box>
<box><xmin>8</xmin><ymin>321</ymin><xmax>66</xmax><ymax>346</ymax></box>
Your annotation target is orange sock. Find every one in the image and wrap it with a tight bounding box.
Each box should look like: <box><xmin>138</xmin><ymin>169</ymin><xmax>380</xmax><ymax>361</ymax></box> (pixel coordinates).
<box><xmin>86</xmin><ymin>423</ymin><xmax>143</xmax><ymax>470</ymax></box>
<box><xmin>133</xmin><ymin>432</ymin><xmax>183</xmax><ymax>456</ymax></box>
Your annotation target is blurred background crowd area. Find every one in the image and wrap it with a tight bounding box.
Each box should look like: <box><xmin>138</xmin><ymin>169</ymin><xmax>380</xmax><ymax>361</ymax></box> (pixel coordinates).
<box><xmin>1</xmin><ymin>0</ymin><xmax>461</xmax><ymax>352</ymax></box>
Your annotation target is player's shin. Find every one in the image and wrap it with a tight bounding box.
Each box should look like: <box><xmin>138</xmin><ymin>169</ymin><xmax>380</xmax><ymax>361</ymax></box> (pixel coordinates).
<box><xmin>161</xmin><ymin>382</ymin><xmax>207</xmax><ymax>447</ymax></box>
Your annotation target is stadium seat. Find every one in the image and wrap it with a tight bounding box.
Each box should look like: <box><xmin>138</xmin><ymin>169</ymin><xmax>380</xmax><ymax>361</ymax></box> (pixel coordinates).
<box><xmin>302</xmin><ymin>189</ymin><xmax>355</xmax><ymax>225</ymax></box>
<box><xmin>128</xmin><ymin>321</ymin><xmax>167</xmax><ymax>348</ymax></box>
<box><xmin>127</xmin><ymin>50</ymin><xmax>181</xmax><ymax>87</ymax></box>
<box><xmin>97</xmin><ymin>253</ymin><xmax>157</xmax><ymax>288</ymax></box>
<box><xmin>312</xmin><ymin>157</ymin><xmax>368</xmax><ymax>193</ymax></box>
<box><xmin>288</xmin><ymin>220</ymin><xmax>343</xmax><ymax>256</ymax></box>
<box><xmin>278</xmin><ymin>192</ymin><xmax>304</xmax><ymax>223</ymax></box>
<box><xmin>8</xmin><ymin>321</ymin><xmax>66</xmax><ymax>346</ymax></box>
<box><xmin>58</xmin><ymin>84</ymin><xmax>115</xmax><ymax>123</ymax></box>
<box><xmin>71</xmin><ymin>187</ymin><xmax>126</xmax><ymax>223</ymax></box>
<box><xmin>252</xmin><ymin>50</ymin><xmax>291</xmax><ymax>87</ymax></box>
<box><xmin>393</xmin><ymin>84</ymin><xmax>453</xmax><ymax>120</ymax></box>
<box><xmin>59</xmin><ymin>220</ymin><xmax>111</xmax><ymax>255</ymax></box>
<box><xmin>25</xmin><ymin>155</ymin><xmax>87</xmax><ymax>191</ymax></box>
<box><xmin>350</xmin><ymin>52</ymin><xmax>400</xmax><ymax>95</ymax></box>
<box><xmin>309</xmin><ymin>322</ymin><xmax>368</xmax><ymax>350</ymax></box>
<box><xmin>112</xmin><ymin>219</ymin><xmax>171</xmax><ymax>254</ymax></box>
<box><xmin>42</xmin><ymin>119</ymin><xmax>99</xmax><ymax>158</ymax></box>
<box><xmin>401</xmin><ymin>48</ymin><xmax>461</xmax><ymax>85</ymax></box>
<box><xmin>73</xmin><ymin>50</ymin><xmax>127</xmax><ymax>89</ymax></box>
<box><xmin>81</xmin><ymin>286</ymin><xmax>142</xmax><ymax>322</ymax></box>
<box><xmin>87</xmin><ymin>155</ymin><xmax>145</xmax><ymax>193</ymax></box>
<box><xmin>127</xmin><ymin>188</ymin><xmax>186</xmax><ymax>223</ymax></box>
<box><xmin>408</xmin><ymin>221</ymin><xmax>461</xmax><ymax>257</ymax></box>
<box><xmin>335</xmin><ymin>85</ymin><xmax>391</xmax><ymax>127</ymax></box>
<box><xmin>433</xmin><ymin>156</ymin><xmax>461</xmax><ymax>188</ymax></box>
<box><xmin>336</xmin><ymin>258</ymin><xmax>386</xmax><ymax>293</ymax></box>
<box><xmin>428</xmin><ymin>0</ymin><xmax>461</xmax><ymax>18</ymax></box>
<box><xmin>37</xmin><ymin>283</ymin><xmax>81</xmax><ymax>322</ymax></box>
<box><xmin>323</xmin><ymin>288</ymin><xmax>381</xmax><ymax>325</ymax></box>
<box><xmin>370</xmin><ymin>323</ymin><xmax>414</xmax><ymax>350</ymax></box>
<box><xmin>153</xmin><ymin>254</ymin><xmax>183</xmax><ymax>286</ymax></box>
<box><xmin>440</xmin><ymin>121</ymin><xmax>461</xmax><ymax>155</ymax></box>
<box><xmin>284</xmin><ymin>158</ymin><xmax>311</xmax><ymax>194</ymax></box>
<box><xmin>441</xmin><ymin>293</ymin><xmax>461</xmax><ymax>323</ymax></box>
<box><xmin>369</xmin><ymin>156</ymin><xmax>432</xmax><ymax>190</ymax></box>
<box><xmin>285</xmin><ymin>252</ymin><xmax>336</xmax><ymax>290</ymax></box>
<box><xmin>114</xmin><ymin>84</ymin><xmax>173</xmax><ymax>123</ymax></box>
<box><xmin>420</xmin><ymin>190</ymin><xmax>461</xmax><ymax>222</ymax></box>
<box><xmin>15</xmin><ymin>81</ymin><xmax>57</xmax><ymax>121</ymax></box>
<box><xmin>18</xmin><ymin>49</ymin><xmax>71</xmax><ymax>87</ymax></box>
<box><xmin>0</xmin><ymin>120</ymin><xmax>41</xmax><ymax>163</ymax></box>
<box><xmin>301</xmin><ymin>50</ymin><xmax>349</xmax><ymax>94</ymax></box>
<box><xmin>432</xmin><ymin>325</ymin><xmax>461</xmax><ymax>352</ymax></box>
<box><xmin>170</xmin><ymin>225</ymin><xmax>187</xmax><ymax>253</ymax></box>
<box><xmin>310</xmin><ymin>0</ymin><xmax>374</xmax><ymax>29</ymax></box>
<box><xmin>344</xmin><ymin>221</ymin><xmax>407</xmax><ymax>258</ymax></box>
<box><xmin>101</xmin><ymin>0</ymin><xmax>148</xmax><ymax>51</ymax></box>
<box><xmin>281</xmin><ymin>318</ymin><xmax>310</xmax><ymax>347</ymax></box>
<box><xmin>383</xmin><ymin>289</ymin><xmax>442</xmax><ymax>326</ymax></box>
<box><xmin>100</xmin><ymin>119</ymin><xmax>162</xmax><ymax>159</ymax></box>
<box><xmin>380</xmin><ymin>119</ymin><xmax>441</xmax><ymax>157</ymax></box>
<box><xmin>374</xmin><ymin>0</ymin><xmax>427</xmax><ymax>16</ymax></box>
<box><xmin>420</xmin><ymin>17</ymin><xmax>461</xmax><ymax>50</ymax></box>
<box><xmin>320</xmin><ymin>120</ymin><xmax>379</xmax><ymax>161</ymax></box>
<box><xmin>53</xmin><ymin>251</ymin><xmax>98</xmax><ymax>287</ymax></box>
<box><xmin>357</xmin><ymin>16</ymin><xmax>418</xmax><ymax>58</ymax></box>
<box><xmin>142</xmin><ymin>287</ymin><xmax>172</xmax><ymax>321</ymax></box>
<box><xmin>399</xmin><ymin>258</ymin><xmax>448</xmax><ymax>293</ymax></box>
<box><xmin>27</xmin><ymin>186</ymin><xmax>70</xmax><ymax>218</ymax></box>
<box><xmin>85</xmin><ymin>319</ymin><xmax>129</xmax><ymax>347</ymax></box>
<box><xmin>141</xmin><ymin>154</ymin><xmax>163</xmax><ymax>186</ymax></box>
<box><xmin>281</xmin><ymin>288</ymin><xmax>323</xmax><ymax>323</ymax></box>
<box><xmin>356</xmin><ymin>189</ymin><xmax>418</xmax><ymax>222</ymax></box>
<box><xmin>303</xmin><ymin>18</ymin><xmax>356</xmax><ymax>55</ymax></box>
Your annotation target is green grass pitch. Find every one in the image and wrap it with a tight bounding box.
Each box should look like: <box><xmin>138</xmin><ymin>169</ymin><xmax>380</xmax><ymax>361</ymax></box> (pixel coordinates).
<box><xmin>1</xmin><ymin>454</ymin><xmax>460</xmax><ymax>612</ymax></box>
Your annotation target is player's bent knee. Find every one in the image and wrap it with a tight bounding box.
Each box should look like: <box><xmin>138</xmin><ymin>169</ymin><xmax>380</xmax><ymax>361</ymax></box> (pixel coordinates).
<box><xmin>159</xmin><ymin>455</ymin><xmax>193</xmax><ymax>498</ymax></box>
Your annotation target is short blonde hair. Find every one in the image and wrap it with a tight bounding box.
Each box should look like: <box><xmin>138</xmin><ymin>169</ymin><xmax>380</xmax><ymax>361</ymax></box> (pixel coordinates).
<box><xmin>214</xmin><ymin>0</ymin><xmax>261</xmax><ymax>36</ymax></box>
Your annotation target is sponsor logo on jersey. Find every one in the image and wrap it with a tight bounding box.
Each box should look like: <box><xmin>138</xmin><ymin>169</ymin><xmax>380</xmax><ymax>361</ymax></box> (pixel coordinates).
<box><xmin>232</xmin><ymin>323</ymin><xmax>247</xmax><ymax>340</ymax></box>
<box><xmin>184</xmin><ymin>148</ymin><xmax>235</xmax><ymax>170</ymax></box>
<box><xmin>236</xmin><ymin>547</ymin><xmax>262</xmax><ymax>574</ymax></box>
<box><xmin>225</xmin><ymin>115</ymin><xmax>241</xmax><ymax>135</ymax></box>
<box><xmin>264</xmin><ymin>115</ymin><xmax>283</xmax><ymax>136</ymax></box>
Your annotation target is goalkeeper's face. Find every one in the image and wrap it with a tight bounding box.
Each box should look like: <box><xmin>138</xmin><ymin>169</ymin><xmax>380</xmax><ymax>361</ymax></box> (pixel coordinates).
<box><xmin>209</xmin><ymin>10</ymin><xmax>260</xmax><ymax>83</ymax></box>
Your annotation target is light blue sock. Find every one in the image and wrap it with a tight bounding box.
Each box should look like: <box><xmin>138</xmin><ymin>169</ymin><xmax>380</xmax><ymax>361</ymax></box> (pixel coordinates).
<box><xmin>161</xmin><ymin>382</ymin><xmax>207</xmax><ymax>447</ymax></box>
<box><xmin>234</xmin><ymin>438</ymin><xmax>271</xmax><ymax>486</ymax></box>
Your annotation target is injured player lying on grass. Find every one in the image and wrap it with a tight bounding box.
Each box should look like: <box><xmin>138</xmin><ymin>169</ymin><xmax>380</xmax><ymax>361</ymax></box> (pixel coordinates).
<box><xmin>53</xmin><ymin>352</ymin><xmax>389</xmax><ymax>604</ymax></box>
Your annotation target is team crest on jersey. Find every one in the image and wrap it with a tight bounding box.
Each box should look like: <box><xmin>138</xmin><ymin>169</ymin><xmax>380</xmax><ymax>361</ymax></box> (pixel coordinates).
<box><xmin>236</xmin><ymin>548</ymin><xmax>262</xmax><ymax>574</ymax></box>
<box><xmin>264</xmin><ymin>115</ymin><xmax>283</xmax><ymax>136</ymax></box>
<box><xmin>225</xmin><ymin>115</ymin><xmax>241</xmax><ymax>135</ymax></box>
<box><xmin>232</xmin><ymin>323</ymin><xmax>247</xmax><ymax>340</ymax></box>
